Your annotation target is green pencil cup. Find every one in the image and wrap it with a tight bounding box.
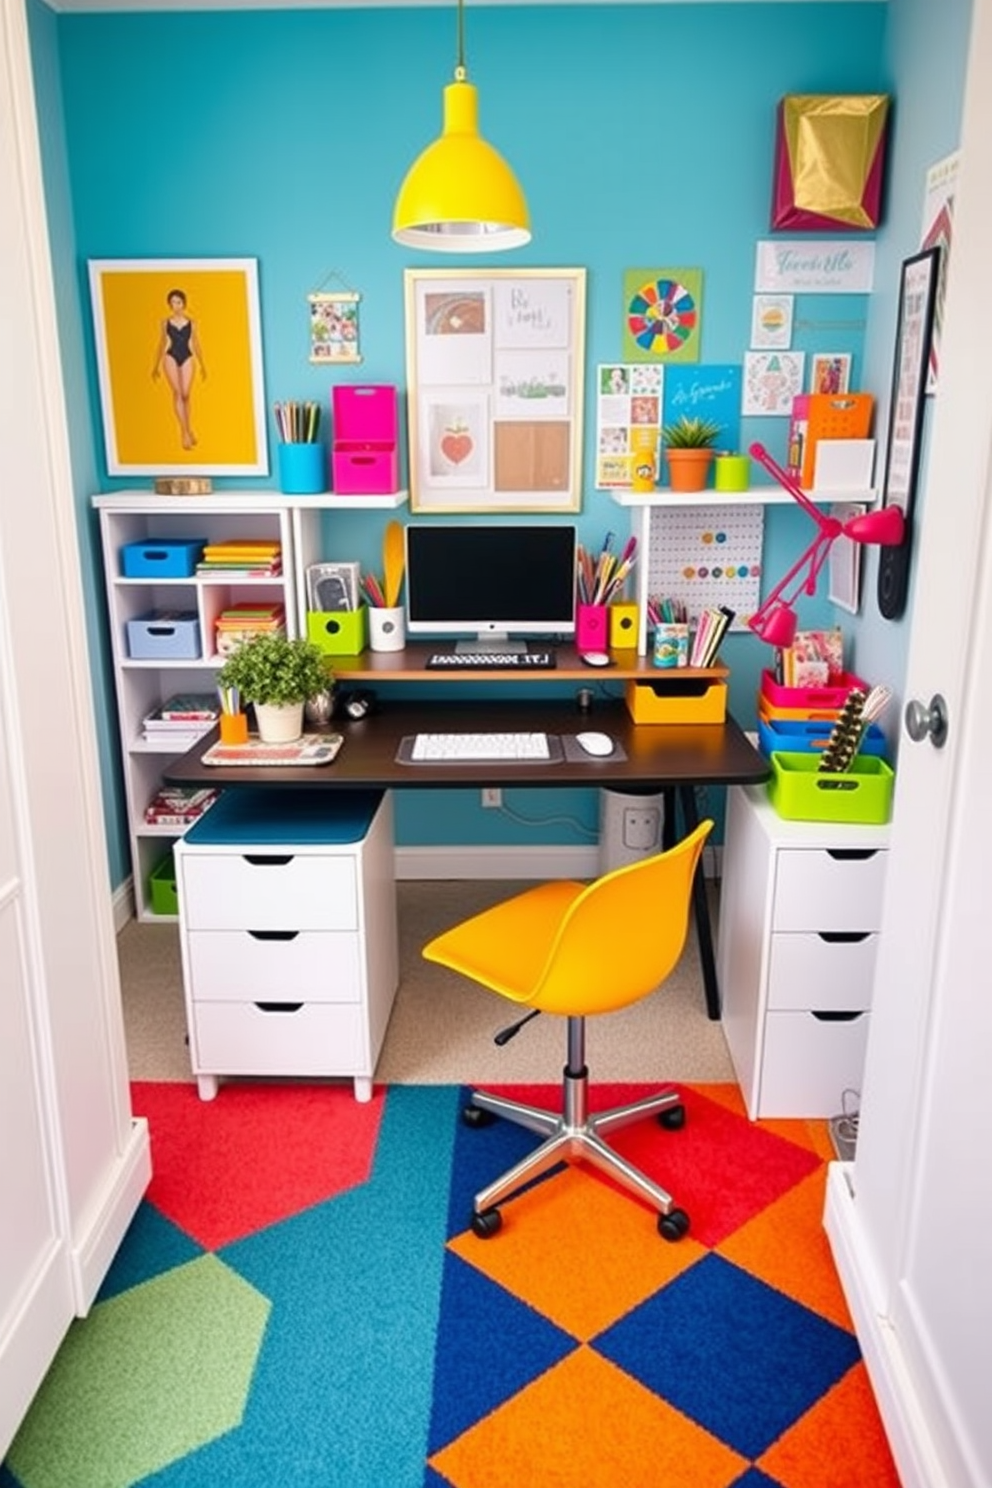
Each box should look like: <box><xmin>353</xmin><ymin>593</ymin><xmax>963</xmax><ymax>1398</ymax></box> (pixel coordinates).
<box><xmin>714</xmin><ymin>453</ymin><xmax>751</xmax><ymax>493</ymax></box>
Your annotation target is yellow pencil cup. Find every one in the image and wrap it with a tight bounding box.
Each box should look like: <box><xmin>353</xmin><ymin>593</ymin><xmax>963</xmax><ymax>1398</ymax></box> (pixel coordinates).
<box><xmin>609</xmin><ymin>602</ymin><xmax>639</xmax><ymax>649</ymax></box>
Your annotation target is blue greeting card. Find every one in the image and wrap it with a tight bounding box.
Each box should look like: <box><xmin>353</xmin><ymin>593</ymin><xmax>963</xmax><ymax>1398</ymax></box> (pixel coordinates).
<box><xmin>662</xmin><ymin>364</ymin><xmax>742</xmax><ymax>451</ymax></box>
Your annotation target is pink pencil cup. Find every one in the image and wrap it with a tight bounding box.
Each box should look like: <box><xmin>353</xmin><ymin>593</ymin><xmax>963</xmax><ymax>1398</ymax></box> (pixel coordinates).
<box><xmin>576</xmin><ymin>603</ymin><xmax>609</xmax><ymax>652</ymax></box>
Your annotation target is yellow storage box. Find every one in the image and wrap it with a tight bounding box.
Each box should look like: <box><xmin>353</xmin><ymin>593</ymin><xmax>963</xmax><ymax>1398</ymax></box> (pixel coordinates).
<box><xmin>625</xmin><ymin>674</ymin><xmax>728</xmax><ymax>725</ymax></box>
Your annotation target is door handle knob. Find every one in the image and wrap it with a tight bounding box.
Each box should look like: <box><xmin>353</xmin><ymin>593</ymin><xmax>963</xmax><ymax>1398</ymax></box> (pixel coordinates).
<box><xmin>904</xmin><ymin>693</ymin><xmax>948</xmax><ymax>748</ymax></box>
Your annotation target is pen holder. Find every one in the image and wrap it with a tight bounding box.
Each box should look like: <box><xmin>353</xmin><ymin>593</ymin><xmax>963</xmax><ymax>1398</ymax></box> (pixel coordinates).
<box><xmin>368</xmin><ymin>605</ymin><xmax>405</xmax><ymax>653</ymax></box>
<box><xmin>277</xmin><ymin>442</ymin><xmax>327</xmax><ymax>495</ymax></box>
<box><xmin>576</xmin><ymin>603</ymin><xmax>609</xmax><ymax>653</ymax></box>
<box><xmin>219</xmin><ymin>711</ymin><xmax>249</xmax><ymax>745</ymax></box>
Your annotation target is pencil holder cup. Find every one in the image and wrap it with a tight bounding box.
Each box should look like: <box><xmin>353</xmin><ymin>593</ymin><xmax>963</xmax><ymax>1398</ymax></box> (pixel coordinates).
<box><xmin>368</xmin><ymin>605</ymin><xmax>405</xmax><ymax>653</ymax></box>
<box><xmin>219</xmin><ymin>711</ymin><xmax>249</xmax><ymax>745</ymax></box>
<box><xmin>714</xmin><ymin>453</ymin><xmax>750</xmax><ymax>493</ymax></box>
<box><xmin>278</xmin><ymin>442</ymin><xmax>327</xmax><ymax>495</ymax></box>
<box><xmin>576</xmin><ymin>603</ymin><xmax>609</xmax><ymax>653</ymax></box>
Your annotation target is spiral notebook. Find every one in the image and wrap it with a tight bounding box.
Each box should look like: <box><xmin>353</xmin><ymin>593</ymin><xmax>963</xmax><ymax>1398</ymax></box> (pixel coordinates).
<box><xmin>200</xmin><ymin>734</ymin><xmax>343</xmax><ymax>767</ymax></box>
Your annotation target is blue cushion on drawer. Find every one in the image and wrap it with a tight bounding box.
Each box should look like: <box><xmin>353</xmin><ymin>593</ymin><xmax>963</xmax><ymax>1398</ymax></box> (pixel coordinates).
<box><xmin>184</xmin><ymin>787</ymin><xmax>384</xmax><ymax>845</ymax></box>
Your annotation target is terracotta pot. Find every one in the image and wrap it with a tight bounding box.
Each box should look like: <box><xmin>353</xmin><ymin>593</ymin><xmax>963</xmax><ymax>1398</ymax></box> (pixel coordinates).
<box><xmin>665</xmin><ymin>448</ymin><xmax>714</xmax><ymax>492</ymax></box>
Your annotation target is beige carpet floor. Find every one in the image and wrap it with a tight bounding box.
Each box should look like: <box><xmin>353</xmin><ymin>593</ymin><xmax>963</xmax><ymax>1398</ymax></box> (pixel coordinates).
<box><xmin>117</xmin><ymin>878</ymin><xmax>735</xmax><ymax>1088</ymax></box>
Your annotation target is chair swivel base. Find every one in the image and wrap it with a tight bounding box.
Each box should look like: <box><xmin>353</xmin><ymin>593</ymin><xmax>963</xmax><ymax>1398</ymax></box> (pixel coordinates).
<box><xmin>464</xmin><ymin>1023</ymin><xmax>690</xmax><ymax>1242</ymax></box>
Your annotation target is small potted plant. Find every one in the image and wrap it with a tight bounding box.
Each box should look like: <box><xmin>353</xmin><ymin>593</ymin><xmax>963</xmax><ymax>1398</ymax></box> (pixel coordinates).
<box><xmin>216</xmin><ymin>632</ymin><xmax>331</xmax><ymax>743</ymax></box>
<box><xmin>661</xmin><ymin>414</ymin><xmax>723</xmax><ymax>492</ymax></box>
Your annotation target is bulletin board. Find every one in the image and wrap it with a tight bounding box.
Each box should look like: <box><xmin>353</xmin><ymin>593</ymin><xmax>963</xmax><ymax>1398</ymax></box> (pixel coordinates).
<box><xmin>404</xmin><ymin>268</ymin><xmax>586</xmax><ymax>513</ymax></box>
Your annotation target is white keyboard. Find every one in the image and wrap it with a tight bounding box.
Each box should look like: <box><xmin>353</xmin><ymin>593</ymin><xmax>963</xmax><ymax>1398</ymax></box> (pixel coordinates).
<box><xmin>410</xmin><ymin>731</ymin><xmax>552</xmax><ymax>762</ymax></box>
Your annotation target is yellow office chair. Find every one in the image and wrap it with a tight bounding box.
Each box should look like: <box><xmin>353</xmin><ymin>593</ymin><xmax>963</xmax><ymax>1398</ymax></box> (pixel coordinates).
<box><xmin>423</xmin><ymin>819</ymin><xmax>713</xmax><ymax>1240</ymax></box>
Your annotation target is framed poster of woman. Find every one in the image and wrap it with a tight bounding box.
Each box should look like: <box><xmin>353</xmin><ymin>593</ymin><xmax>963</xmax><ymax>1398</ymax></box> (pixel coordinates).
<box><xmin>88</xmin><ymin>257</ymin><xmax>268</xmax><ymax>477</ymax></box>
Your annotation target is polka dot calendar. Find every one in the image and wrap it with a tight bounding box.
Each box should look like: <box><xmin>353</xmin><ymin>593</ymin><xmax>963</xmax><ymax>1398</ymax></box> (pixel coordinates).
<box><xmin>646</xmin><ymin>504</ymin><xmax>765</xmax><ymax>627</ymax></box>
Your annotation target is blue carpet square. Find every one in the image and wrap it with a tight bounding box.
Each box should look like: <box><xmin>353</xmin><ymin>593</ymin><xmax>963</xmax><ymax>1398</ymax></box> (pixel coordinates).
<box><xmin>594</xmin><ymin>1253</ymin><xmax>860</xmax><ymax>1458</ymax></box>
<box><xmin>428</xmin><ymin>1251</ymin><xmax>575</xmax><ymax>1453</ymax></box>
<box><xmin>730</xmin><ymin>1470</ymin><xmax>788</xmax><ymax>1488</ymax></box>
<box><xmin>97</xmin><ymin>1200</ymin><xmax>202</xmax><ymax>1301</ymax></box>
<box><xmin>446</xmin><ymin>1085</ymin><xmax>561</xmax><ymax>1240</ymax></box>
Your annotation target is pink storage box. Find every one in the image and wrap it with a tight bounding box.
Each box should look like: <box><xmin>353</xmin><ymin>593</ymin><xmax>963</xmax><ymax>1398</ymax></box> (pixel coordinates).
<box><xmin>760</xmin><ymin>668</ymin><xmax>868</xmax><ymax>712</ymax></box>
<box><xmin>331</xmin><ymin>384</ymin><xmax>399</xmax><ymax>494</ymax></box>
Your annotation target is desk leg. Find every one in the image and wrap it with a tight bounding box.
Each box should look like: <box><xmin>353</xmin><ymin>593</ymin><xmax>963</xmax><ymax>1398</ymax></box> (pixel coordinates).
<box><xmin>677</xmin><ymin>785</ymin><xmax>720</xmax><ymax>1021</ymax></box>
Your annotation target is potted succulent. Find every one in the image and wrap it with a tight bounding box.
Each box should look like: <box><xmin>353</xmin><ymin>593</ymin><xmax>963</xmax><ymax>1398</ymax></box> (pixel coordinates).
<box><xmin>216</xmin><ymin>632</ymin><xmax>332</xmax><ymax>743</ymax></box>
<box><xmin>661</xmin><ymin>414</ymin><xmax>723</xmax><ymax>492</ymax></box>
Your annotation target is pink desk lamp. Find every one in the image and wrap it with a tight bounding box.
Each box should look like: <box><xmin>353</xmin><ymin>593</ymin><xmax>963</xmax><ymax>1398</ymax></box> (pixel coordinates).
<box><xmin>747</xmin><ymin>442</ymin><xmax>905</xmax><ymax>646</ymax></box>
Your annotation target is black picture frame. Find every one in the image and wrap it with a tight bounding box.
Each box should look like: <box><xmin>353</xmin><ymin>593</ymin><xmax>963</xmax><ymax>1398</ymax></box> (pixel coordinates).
<box><xmin>877</xmin><ymin>245</ymin><xmax>941</xmax><ymax>620</ymax></box>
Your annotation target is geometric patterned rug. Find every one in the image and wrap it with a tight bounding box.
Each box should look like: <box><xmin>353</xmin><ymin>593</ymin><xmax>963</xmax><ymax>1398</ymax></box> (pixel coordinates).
<box><xmin>2</xmin><ymin>1081</ymin><xmax>901</xmax><ymax>1488</ymax></box>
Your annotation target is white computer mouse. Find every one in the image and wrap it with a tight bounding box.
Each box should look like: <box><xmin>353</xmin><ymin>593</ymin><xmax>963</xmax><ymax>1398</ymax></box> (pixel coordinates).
<box><xmin>580</xmin><ymin>651</ymin><xmax>612</xmax><ymax>668</ymax></box>
<box><xmin>575</xmin><ymin>730</ymin><xmax>615</xmax><ymax>758</ymax></box>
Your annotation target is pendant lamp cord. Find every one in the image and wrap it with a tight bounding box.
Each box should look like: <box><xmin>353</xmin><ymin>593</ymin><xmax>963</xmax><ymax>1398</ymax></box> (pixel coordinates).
<box><xmin>455</xmin><ymin>0</ymin><xmax>466</xmax><ymax>80</ymax></box>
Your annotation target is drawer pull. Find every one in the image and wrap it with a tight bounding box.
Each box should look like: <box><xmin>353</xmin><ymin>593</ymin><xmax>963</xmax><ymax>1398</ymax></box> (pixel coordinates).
<box><xmin>826</xmin><ymin>848</ymin><xmax>880</xmax><ymax>862</ymax></box>
<box><xmin>811</xmin><ymin>1010</ymin><xmax>865</xmax><ymax>1023</ymax></box>
<box><xmin>242</xmin><ymin>854</ymin><xmax>294</xmax><ymax>867</ymax></box>
<box><xmin>247</xmin><ymin>930</ymin><xmax>300</xmax><ymax>942</ymax></box>
<box><xmin>818</xmin><ymin>931</ymin><xmax>870</xmax><ymax>944</ymax></box>
<box><xmin>254</xmin><ymin>1001</ymin><xmax>304</xmax><ymax>1013</ymax></box>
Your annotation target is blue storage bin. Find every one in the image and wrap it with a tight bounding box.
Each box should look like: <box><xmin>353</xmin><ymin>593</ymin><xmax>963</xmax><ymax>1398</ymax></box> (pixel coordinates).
<box><xmin>183</xmin><ymin>787</ymin><xmax>384</xmax><ymax>845</ymax></box>
<box><xmin>126</xmin><ymin>610</ymin><xmax>201</xmax><ymax>659</ymax></box>
<box><xmin>758</xmin><ymin>715</ymin><xmax>887</xmax><ymax>760</ymax></box>
<box><xmin>120</xmin><ymin>539</ymin><xmax>205</xmax><ymax>578</ymax></box>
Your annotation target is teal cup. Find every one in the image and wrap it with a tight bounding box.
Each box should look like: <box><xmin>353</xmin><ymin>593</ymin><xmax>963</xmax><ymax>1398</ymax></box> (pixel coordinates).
<box><xmin>278</xmin><ymin>442</ymin><xmax>326</xmax><ymax>494</ymax></box>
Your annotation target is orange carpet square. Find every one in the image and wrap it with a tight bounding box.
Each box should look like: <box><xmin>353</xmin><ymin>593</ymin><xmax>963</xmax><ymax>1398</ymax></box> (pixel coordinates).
<box><xmin>758</xmin><ymin>1361</ymin><xmax>902</xmax><ymax>1488</ymax></box>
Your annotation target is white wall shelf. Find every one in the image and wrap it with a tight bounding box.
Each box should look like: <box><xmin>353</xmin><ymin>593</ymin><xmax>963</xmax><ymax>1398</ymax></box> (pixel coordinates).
<box><xmin>609</xmin><ymin>485</ymin><xmax>877</xmax><ymax>509</ymax></box>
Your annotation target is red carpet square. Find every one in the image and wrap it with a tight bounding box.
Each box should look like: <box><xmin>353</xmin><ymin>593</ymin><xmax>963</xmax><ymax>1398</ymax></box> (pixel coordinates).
<box><xmin>131</xmin><ymin>1081</ymin><xmax>385</xmax><ymax>1248</ymax></box>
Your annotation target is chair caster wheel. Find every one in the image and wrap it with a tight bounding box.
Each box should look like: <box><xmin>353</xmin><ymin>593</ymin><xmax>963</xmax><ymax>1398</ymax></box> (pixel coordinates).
<box><xmin>462</xmin><ymin>1104</ymin><xmax>496</xmax><ymax>1128</ymax></box>
<box><xmin>471</xmin><ymin>1207</ymin><xmax>502</xmax><ymax>1239</ymax></box>
<box><xmin>658</xmin><ymin>1103</ymin><xmax>686</xmax><ymax>1131</ymax></box>
<box><xmin>658</xmin><ymin>1208</ymin><xmax>690</xmax><ymax>1241</ymax></box>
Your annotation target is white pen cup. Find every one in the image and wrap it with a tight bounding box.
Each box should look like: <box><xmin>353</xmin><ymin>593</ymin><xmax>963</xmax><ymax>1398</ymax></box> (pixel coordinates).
<box><xmin>368</xmin><ymin>605</ymin><xmax>405</xmax><ymax>652</ymax></box>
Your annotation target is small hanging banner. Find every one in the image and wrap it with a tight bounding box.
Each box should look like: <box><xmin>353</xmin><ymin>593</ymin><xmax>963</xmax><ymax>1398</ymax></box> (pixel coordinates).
<box><xmin>308</xmin><ymin>290</ymin><xmax>362</xmax><ymax>364</ymax></box>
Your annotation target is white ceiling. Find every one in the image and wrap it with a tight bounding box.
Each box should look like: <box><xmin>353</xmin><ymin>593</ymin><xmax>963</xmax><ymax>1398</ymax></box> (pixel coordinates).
<box><xmin>47</xmin><ymin>0</ymin><xmax>885</xmax><ymax>13</ymax></box>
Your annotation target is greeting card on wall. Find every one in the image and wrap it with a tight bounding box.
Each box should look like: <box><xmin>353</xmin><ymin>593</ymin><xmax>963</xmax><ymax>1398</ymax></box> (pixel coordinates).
<box><xmin>595</xmin><ymin>363</ymin><xmax>664</xmax><ymax>488</ymax></box>
<box><xmin>646</xmin><ymin>503</ymin><xmax>764</xmax><ymax>628</ymax></box>
<box><xmin>622</xmin><ymin>268</ymin><xmax>703</xmax><ymax>363</ymax></box>
<box><xmin>750</xmin><ymin>294</ymin><xmax>794</xmax><ymax>350</ymax></box>
<box><xmin>919</xmin><ymin>150</ymin><xmax>958</xmax><ymax>393</ymax></box>
<box><xmin>405</xmin><ymin>268</ymin><xmax>586</xmax><ymax>512</ymax></box>
<box><xmin>662</xmin><ymin>365</ymin><xmax>742</xmax><ymax>450</ymax></box>
<box><xmin>742</xmin><ymin>350</ymin><xmax>805</xmax><ymax>415</ymax></box>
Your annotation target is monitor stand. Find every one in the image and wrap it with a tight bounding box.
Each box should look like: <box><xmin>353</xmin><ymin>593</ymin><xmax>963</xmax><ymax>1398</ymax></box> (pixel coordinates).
<box><xmin>455</xmin><ymin>636</ymin><xmax>527</xmax><ymax>654</ymax></box>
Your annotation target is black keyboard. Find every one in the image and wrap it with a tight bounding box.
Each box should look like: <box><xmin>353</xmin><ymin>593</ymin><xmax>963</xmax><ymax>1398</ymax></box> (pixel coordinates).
<box><xmin>426</xmin><ymin>650</ymin><xmax>556</xmax><ymax>670</ymax></box>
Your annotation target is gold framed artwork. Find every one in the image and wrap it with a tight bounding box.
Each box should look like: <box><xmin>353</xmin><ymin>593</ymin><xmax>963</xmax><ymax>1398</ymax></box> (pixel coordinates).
<box><xmin>404</xmin><ymin>268</ymin><xmax>586</xmax><ymax>513</ymax></box>
<box><xmin>88</xmin><ymin>257</ymin><xmax>268</xmax><ymax>476</ymax></box>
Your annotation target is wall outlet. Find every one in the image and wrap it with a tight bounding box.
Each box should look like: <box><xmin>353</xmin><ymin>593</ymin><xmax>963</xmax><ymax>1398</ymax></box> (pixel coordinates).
<box><xmin>481</xmin><ymin>788</ymin><xmax>503</xmax><ymax>809</ymax></box>
<box><xmin>623</xmin><ymin>806</ymin><xmax>661</xmax><ymax>851</ymax></box>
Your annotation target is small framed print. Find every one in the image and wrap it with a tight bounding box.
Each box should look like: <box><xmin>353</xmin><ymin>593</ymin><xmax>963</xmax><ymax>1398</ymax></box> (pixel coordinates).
<box><xmin>809</xmin><ymin>352</ymin><xmax>852</xmax><ymax>394</ymax></box>
<box><xmin>308</xmin><ymin>292</ymin><xmax>361</xmax><ymax>364</ymax></box>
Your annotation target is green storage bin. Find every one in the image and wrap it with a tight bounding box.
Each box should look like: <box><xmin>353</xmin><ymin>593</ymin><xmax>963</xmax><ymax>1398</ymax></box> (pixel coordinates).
<box><xmin>148</xmin><ymin>853</ymin><xmax>178</xmax><ymax>915</ymax></box>
<box><xmin>307</xmin><ymin>606</ymin><xmax>368</xmax><ymax>656</ymax></box>
<box><xmin>768</xmin><ymin>751</ymin><xmax>895</xmax><ymax>825</ymax></box>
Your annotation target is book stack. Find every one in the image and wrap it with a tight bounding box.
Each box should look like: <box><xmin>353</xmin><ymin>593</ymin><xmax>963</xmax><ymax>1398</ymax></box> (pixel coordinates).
<box><xmin>214</xmin><ymin>601</ymin><xmax>287</xmax><ymax>657</ymax></box>
<box><xmin>196</xmin><ymin>539</ymin><xmax>282</xmax><ymax>578</ymax></box>
<box><xmin>141</xmin><ymin>692</ymin><xmax>220</xmax><ymax>750</ymax></box>
<box><xmin>689</xmin><ymin>606</ymin><xmax>735</xmax><ymax>668</ymax></box>
<box><xmin>143</xmin><ymin>784</ymin><xmax>219</xmax><ymax>827</ymax></box>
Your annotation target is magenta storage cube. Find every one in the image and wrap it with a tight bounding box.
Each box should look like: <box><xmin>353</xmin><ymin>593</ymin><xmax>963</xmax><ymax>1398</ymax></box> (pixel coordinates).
<box><xmin>760</xmin><ymin>668</ymin><xmax>869</xmax><ymax>711</ymax></box>
<box><xmin>331</xmin><ymin>384</ymin><xmax>399</xmax><ymax>494</ymax></box>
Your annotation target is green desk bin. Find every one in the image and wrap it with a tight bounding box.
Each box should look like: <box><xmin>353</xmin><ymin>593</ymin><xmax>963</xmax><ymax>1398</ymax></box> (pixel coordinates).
<box><xmin>767</xmin><ymin>751</ymin><xmax>895</xmax><ymax>824</ymax></box>
<box><xmin>148</xmin><ymin>853</ymin><xmax>178</xmax><ymax>915</ymax></box>
<box><xmin>307</xmin><ymin>606</ymin><xmax>367</xmax><ymax>656</ymax></box>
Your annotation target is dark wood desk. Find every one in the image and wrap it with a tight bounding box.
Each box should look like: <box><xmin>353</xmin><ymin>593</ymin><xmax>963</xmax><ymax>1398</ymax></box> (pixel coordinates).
<box><xmin>165</xmin><ymin>693</ymin><xmax>768</xmax><ymax>1019</ymax></box>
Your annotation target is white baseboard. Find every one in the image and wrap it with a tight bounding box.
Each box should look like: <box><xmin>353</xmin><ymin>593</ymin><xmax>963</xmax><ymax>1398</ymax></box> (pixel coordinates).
<box><xmin>71</xmin><ymin>1116</ymin><xmax>151</xmax><ymax>1314</ymax></box>
<box><xmin>395</xmin><ymin>843</ymin><xmax>722</xmax><ymax>881</ymax></box>
<box><xmin>111</xmin><ymin>879</ymin><xmax>133</xmax><ymax>933</ymax></box>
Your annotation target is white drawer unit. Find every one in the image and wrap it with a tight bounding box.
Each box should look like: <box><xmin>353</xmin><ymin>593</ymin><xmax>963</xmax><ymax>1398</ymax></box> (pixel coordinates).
<box><xmin>717</xmin><ymin>783</ymin><xmax>890</xmax><ymax>1118</ymax></box>
<box><xmin>174</xmin><ymin>787</ymin><xmax>399</xmax><ymax>1103</ymax></box>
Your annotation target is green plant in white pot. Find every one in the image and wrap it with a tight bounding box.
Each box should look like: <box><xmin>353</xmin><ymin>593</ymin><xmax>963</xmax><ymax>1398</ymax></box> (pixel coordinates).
<box><xmin>216</xmin><ymin>633</ymin><xmax>332</xmax><ymax>743</ymax></box>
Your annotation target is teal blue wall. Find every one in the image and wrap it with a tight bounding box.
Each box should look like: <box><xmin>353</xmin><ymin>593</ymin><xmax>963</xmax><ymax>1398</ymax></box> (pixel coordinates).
<box><xmin>30</xmin><ymin>1</ymin><xmax>901</xmax><ymax>881</ymax></box>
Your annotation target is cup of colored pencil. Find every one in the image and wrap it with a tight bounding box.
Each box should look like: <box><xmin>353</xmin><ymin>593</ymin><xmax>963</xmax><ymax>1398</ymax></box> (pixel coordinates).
<box><xmin>275</xmin><ymin>401</ymin><xmax>326</xmax><ymax>494</ymax></box>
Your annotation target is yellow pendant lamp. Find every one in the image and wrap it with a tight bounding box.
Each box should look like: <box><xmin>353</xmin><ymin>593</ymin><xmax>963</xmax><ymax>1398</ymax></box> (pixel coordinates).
<box><xmin>392</xmin><ymin>0</ymin><xmax>531</xmax><ymax>252</ymax></box>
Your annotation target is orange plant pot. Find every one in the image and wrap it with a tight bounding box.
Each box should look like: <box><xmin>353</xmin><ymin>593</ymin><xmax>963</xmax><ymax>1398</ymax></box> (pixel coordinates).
<box><xmin>665</xmin><ymin>448</ymin><xmax>714</xmax><ymax>492</ymax></box>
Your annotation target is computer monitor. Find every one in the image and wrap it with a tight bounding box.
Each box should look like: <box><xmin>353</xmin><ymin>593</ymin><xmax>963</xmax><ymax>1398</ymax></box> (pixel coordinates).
<box><xmin>405</xmin><ymin>523</ymin><xmax>576</xmax><ymax>650</ymax></box>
